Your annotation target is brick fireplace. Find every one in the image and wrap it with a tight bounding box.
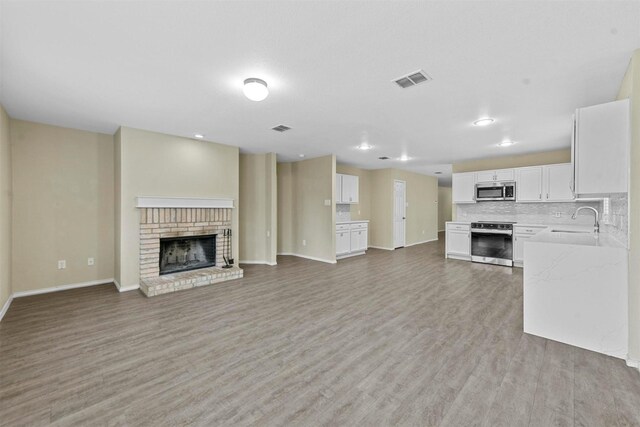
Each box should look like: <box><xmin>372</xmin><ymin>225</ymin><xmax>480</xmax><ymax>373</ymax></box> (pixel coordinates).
<box><xmin>136</xmin><ymin>198</ymin><xmax>242</xmax><ymax>296</ymax></box>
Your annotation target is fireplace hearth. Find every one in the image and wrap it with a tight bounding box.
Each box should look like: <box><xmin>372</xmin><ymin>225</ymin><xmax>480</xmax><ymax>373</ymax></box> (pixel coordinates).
<box><xmin>159</xmin><ymin>234</ymin><xmax>216</xmax><ymax>275</ymax></box>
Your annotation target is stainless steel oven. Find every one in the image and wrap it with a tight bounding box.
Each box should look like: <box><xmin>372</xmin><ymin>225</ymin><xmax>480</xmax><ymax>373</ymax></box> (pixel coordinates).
<box><xmin>475</xmin><ymin>182</ymin><xmax>516</xmax><ymax>201</ymax></box>
<box><xmin>470</xmin><ymin>222</ymin><xmax>514</xmax><ymax>267</ymax></box>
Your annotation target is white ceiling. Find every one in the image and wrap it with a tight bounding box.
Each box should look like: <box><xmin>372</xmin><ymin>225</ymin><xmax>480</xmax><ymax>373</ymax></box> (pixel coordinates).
<box><xmin>1</xmin><ymin>1</ymin><xmax>639</xmax><ymax>186</ymax></box>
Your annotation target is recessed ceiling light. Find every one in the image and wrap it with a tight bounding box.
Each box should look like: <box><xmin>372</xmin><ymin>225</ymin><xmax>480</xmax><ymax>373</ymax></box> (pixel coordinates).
<box><xmin>473</xmin><ymin>118</ymin><xmax>494</xmax><ymax>126</ymax></box>
<box><xmin>357</xmin><ymin>143</ymin><xmax>373</xmax><ymax>150</ymax></box>
<box><xmin>498</xmin><ymin>140</ymin><xmax>516</xmax><ymax>147</ymax></box>
<box><xmin>243</xmin><ymin>78</ymin><xmax>269</xmax><ymax>101</ymax></box>
<box><xmin>299</xmin><ymin>154</ymin><xmax>305</xmax><ymax>158</ymax></box>
<box><xmin>398</xmin><ymin>155</ymin><xmax>410</xmax><ymax>161</ymax></box>
<box><xmin>194</xmin><ymin>134</ymin><xmax>204</xmax><ymax>139</ymax></box>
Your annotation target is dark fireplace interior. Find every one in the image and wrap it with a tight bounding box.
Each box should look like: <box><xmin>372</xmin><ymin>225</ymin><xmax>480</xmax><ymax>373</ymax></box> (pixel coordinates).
<box><xmin>159</xmin><ymin>234</ymin><xmax>216</xmax><ymax>275</ymax></box>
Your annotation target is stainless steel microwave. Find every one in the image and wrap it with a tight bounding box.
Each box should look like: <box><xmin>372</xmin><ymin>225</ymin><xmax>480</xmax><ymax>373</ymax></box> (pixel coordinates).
<box><xmin>475</xmin><ymin>182</ymin><xmax>516</xmax><ymax>201</ymax></box>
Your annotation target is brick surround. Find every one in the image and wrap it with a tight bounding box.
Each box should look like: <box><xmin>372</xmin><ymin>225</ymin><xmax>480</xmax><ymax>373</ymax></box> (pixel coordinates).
<box><xmin>138</xmin><ymin>207</ymin><xmax>242</xmax><ymax>296</ymax></box>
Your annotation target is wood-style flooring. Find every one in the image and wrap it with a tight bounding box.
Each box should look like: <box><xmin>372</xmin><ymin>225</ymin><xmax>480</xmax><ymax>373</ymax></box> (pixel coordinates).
<box><xmin>1</xmin><ymin>234</ymin><xmax>640</xmax><ymax>426</ymax></box>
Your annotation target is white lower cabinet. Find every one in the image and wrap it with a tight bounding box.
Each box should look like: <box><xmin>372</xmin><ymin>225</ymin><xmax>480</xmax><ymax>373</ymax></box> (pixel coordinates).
<box><xmin>513</xmin><ymin>225</ymin><xmax>548</xmax><ymax>267</ymax></box>
<box><xmin>445</xmin><ymin>223</ymin><xmax>471</xmax><ymax>260</ymax></box>
<box><xmin>336</xmin><ymin>227</ymin><xmax>351</xmax><ymax>256</ymax></box>
<box><xmin>336</xmin><ymin>222</ymin><xmax>368</xmax><ymax>259</ymax></box>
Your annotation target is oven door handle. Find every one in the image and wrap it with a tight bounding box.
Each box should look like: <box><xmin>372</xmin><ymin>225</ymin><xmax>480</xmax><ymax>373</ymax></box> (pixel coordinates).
<box><xmin>471</xmin><ymin>229</ymin><xmax>513</xmax><ymax>235</ymax></box>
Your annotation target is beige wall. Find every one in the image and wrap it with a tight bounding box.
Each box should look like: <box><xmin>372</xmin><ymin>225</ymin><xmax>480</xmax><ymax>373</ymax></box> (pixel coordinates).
<box><xmin>11</xmin><ymin>120</ymin><xmax>114</xmax><ymax>292</ymax></box>
<box><xmin>0</xmin><ymin>105</ymin><xmax>11</xmax><ymax>310</ymax></box>
<box><xmin>239</xmin><ymin>153</ymin><xmax>277</xmax><ymax>265</ymax></box>
<box><xmin>619</xmin><ymin>50</ymin><xmax>640</xmax><ymax>361</ymax></box>
<box><xmin>369</xmin><ymin>168</ymin><xmax>439</xmax><ymax>249</ymax></box>
<box><xmin>277</xmin><ymin>162</ymin><xmax>294</xmax><ymax>254</ymax></box>
<box><xmin>114</xmin><ymin>127</ymin><xmax>239</xmax><ymax>289</ymax></box>
<box><xmin>438</xmin><ymin>186</ymin><xmax>452</xmax><ymax>232</ymax></box>
<box><xmin>277</xmin><ymin>155</ymin><xmax>336</xmax><ymax>262</ymax></box>
<box><xmin>336</xmin><ymin>164</ymin><xmax>371</xmax><ymax>221</ymax></box>
<box><xmin>452</xmin><ymin>149</ymin><xmax>571</xmax><ymax>173</ymax></box>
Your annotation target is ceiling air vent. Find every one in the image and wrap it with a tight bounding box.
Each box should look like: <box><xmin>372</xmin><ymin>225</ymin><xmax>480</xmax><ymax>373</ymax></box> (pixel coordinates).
<box><xmin>393</xmin><ymin>69</ymin><xmax>432</xmax><ymax>88</ymax></box>
<box><xmin>272</xmin><ymin>124</ymin><xmax>291</xmax><ymax>132</ymax></box>
<box><xmin>378</xmin><ymin>156</ymin><xmax>390</xmax><ymax>160</ymax></box>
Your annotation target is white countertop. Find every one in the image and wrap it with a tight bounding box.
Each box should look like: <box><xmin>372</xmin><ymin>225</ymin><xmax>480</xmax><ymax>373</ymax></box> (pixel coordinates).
<box><xmin>528</xmin><ymin>224</ymin><xmax>625</xmax><ymax>249</ymax></box>
<box><xmin>445</xmin><ymin>221</ymin><xmax>471</xmax><ymax>225</ymax></box>
<box><xmin>336</xmin><ymin>220</ymin><xmax>370</xmax><ymax>224</ymax></box>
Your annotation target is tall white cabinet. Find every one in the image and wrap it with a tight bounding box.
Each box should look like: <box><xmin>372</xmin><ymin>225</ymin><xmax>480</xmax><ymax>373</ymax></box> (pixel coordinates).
<box><xmin>573</xmin><ymin>99</ymin><xmax>630</xmax><ymax>195</ymax></box>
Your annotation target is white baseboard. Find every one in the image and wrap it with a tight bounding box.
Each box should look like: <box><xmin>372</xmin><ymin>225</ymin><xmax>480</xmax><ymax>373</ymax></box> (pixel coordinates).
<box><xmin>336</xmin><ymin>250</ymin><xmax>366</xmax><ymax>260</ymax></box>
<box><xmin>0</xmin><ymin>294</ymin><xmax>14</xmax><ymax>322</ymax></box>
<box><xmin>626</xmin><ymin>358</ymin><xmax>640</xmax><ymax>371</ymax></box>
<box><xmin>277</xmin><ymin>253</ymin><xmax>337</xmax><ymax>264</ymax></box>
<box><xmin>368</xmin><ymin>246</ymin><xmax>394</xmax><ymax>251</ymax></box>
<box><xmin>239</xmin><ymin>260</ymin><xmax>277</xmax><ymax>266</ymax></box>
<box><xmin>1</xmin><ymin>278</ymin><xmax>116</xmax><ymax>322</ymax></box>
<box><xmin>406</xmin><ymin>238</ymin><xmax>438</xmax><ymax>247</ymax></box>
<box><xmin>12</xmin><ymin>278</ymin><xmax>115</xmax><ymax>298</ymax></box>
<box><xmin>113</xmin><ymin>279</ymin><xmax>140</xmax><ymax>292</ymax></box>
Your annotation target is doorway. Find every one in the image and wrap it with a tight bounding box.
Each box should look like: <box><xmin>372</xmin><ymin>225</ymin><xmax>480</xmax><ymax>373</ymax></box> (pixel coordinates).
<box><xmin>393</xmin><ymin>180</ymin><xmax>406</xmax><ymax>248</ymax></box>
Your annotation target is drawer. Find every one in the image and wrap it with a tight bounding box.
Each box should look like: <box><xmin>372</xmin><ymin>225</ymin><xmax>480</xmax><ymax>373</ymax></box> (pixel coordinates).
<box><xmin>336</xmin><ymin>224</ymin><xmax>350</xmax><ymax>232</ymax></box>
<box><xmin>446</xmin><ymin>223</ymin><xmax>470</xmax><ymax>231</ymax></box>
<box><xmin>350</xmin><ymin>222</ymin><xmax>368</xmax><ymax>230</ymax></box>
<box><xmin>514</xmin><ymin>225</ymin><xmax>547</xmax><ymax>235</ymax></box>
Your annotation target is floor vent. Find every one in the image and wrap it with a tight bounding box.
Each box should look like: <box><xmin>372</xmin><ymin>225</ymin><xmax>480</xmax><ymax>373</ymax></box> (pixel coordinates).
<box><xmin>393</xmin><ymin>70</ymin><xmax>432</xmax><ymax>88</ymax></box>
<box><xmin>272</xmin><ymin>125</ymin><xmax>291</xmax><ymax>132</ymax></box>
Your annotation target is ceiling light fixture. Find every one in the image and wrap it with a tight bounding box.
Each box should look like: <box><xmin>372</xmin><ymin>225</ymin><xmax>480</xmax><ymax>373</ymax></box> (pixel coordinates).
<box><xmin>194</xmin><ymin>134</ymin><xmax>204</xmax><ymax>139</ymax></box>
<box><xmin>498</xmin><ymin>140</ymin><xmax>516</xmax><ymax>147</ymax></box>
<box><xmin>357</xmin><ymin>143</ymin><xmax>373</xmax><ymax>150</ymax></box>
<box><xmin>243</xmin><ymin>78</ymin><xmax>269</xmax><ymax>101</ymax></box>
<box><xmin>299</xmin><ymin>154</ymin><xmax>305</xmax><ymax>158</ymax></box>
<box><xmin>473</xmin><ymin>118</ymin><xmax>495</xmax><ymax>126</ymax></box>
<box><xmin>399</xmin><ymin>155</ymin><xmax>410</xmax><ymax>161</ymax></box>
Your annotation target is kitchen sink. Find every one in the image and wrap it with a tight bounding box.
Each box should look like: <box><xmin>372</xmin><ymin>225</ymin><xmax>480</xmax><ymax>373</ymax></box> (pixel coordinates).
<box><xmin>550</xmin><ymin>229</ymin><xmax>594</xmax><ymax>234</ymax></box>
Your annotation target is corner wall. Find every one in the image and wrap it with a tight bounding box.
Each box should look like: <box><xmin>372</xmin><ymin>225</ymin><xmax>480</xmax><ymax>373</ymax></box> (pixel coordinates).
<box><xmin>618</xmin><ymin>49</ymin><xmax>640</xmax><ymax>362</ymax></box>
<box><xmin>277</xmin><ymin>155</ymin><xmax>336</xmax><ymax>263</ymax></box>
<box><xmin>438</xmin><ymin>187</ymin><xmax>452</xmax><ymax>231</ymax></box>
<box><xmin>10</xmin><ymin>120</ymin><xmax>115</xmax><ymax>293</ymax></box>
<box><xmin>239</xmin><ymin>153</ymin><xmax>277</xmax><ymax>265</ymax></box>
<box><xmin>0</xmin><ymin>105</ymin><xmax>12</xmax><ymax>312</ymax></box>
<box><xmin>114</xmin><ymin>127</ymin><xmax>239</xmax><ymax>290</ymax></box>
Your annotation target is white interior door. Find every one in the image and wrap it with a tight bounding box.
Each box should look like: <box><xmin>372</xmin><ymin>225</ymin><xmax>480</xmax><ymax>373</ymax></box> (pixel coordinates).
<box><xmin>393</xmin><ymin>180</ymin><xmax>406</xmax><ymax>248</ymax></box>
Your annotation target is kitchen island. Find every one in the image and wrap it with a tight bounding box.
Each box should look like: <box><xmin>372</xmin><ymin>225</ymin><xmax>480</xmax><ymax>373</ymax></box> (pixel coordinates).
<box><xmin>523</xmin><ymin>225</ymin><xmax>628</xmax><ymax>359</ymax></box>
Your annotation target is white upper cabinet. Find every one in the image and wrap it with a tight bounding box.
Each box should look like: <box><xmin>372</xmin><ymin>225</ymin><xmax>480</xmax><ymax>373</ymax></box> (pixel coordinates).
<box><xmin>336</xmin><ymin>174</ymin><xmax>359</xmax><ymax>204</ymax></box>
<box><xmin>574</xmin><ymin>99</ymin><xmax>630</xmax><ymax>195</ymax></box>
<box><xmin>545</xmin><ymin>163</ymin><xmax>574</xmax><ymax>202</ymax></box>
<box><xmin>517</xmin><ymin>163</ymin><xmax>575</xmax><ymax>203</ymax></box>
<box><xmin>517</xmin><ymin>167</ymin><xmax>543</xmax><ymax>202</ymax></box>
<box><xmin>452</xmin><ymin>172</ymin><xmax>476</xmax><ymax>203</ymax></box>
<box><xmin>475</xmin><ymin>168</ymin><xmax>515</xmax><ymax>183</ymax></box>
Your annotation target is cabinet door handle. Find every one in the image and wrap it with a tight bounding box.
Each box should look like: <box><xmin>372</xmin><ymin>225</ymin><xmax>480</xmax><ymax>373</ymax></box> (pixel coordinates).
<box><xmin>539</xmin><ymin>194</ymin><xmax>541</xmax><ymax>199</ymax></box>
<box><xmin>546</xmin><ymin>193</ymin><xmax>549</xmax><ymax>199</ymax></box>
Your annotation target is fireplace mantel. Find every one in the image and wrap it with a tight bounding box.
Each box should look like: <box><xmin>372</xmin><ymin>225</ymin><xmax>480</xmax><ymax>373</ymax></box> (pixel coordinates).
<box><xmin>135</xmin><ymin>196</ymin><xmax>234</xmax><ymax>209</ymax></box>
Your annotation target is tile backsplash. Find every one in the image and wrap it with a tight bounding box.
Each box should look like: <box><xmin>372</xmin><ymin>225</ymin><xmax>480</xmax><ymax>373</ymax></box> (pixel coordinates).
<box><xmin>336</xmin><ymin>204</ymin><xmax>351</xmax><ymax>222</ymax></box>
<box><xmin>601</xmin><ymin>194</ymin><xmax>628</xmax><ymax>247</ymax></box>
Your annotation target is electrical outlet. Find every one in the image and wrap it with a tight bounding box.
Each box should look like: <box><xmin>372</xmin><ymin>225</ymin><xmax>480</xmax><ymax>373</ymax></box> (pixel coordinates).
<box><xmin>266</xmin><ymin>230</ymin><xmax>270</xmax><ymax>238</ymax></box>
<box><xmin>422</xmin><ymin>230</ymin><xmax>425</xmax><ymax>234</ymax></box>
<box><xmin>302</xmin><ymin>239</ymin><xmax>307</xmax><ymax>246</ymax></box>
<box><xmin>88</xmin><ymin>257</ymin><xmax>95</xmax><ymax>266</ymax></box>
<box><xmin>554</xmin><ymin>212</ymin><xmax>562</xmax><ymax>218</ymax></box>
<box><xmin>57</xmin><ymin>260</ymin><xmax>66</xmax><ymax>269</ymax></box>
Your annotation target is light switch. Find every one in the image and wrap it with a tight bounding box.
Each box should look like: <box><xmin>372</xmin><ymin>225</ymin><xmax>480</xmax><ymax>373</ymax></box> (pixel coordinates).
<box><xmin>324</xmin><ymin>199</ymin><xmax>331</xmax><ymax>206</ymax></box>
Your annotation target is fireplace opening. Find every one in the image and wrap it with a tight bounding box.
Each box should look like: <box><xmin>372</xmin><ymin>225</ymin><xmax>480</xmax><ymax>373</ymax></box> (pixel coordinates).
<box><xmin>159</xmin><ymin>234</ymin><xmax>216</xmax><ymax>275</ymax></box>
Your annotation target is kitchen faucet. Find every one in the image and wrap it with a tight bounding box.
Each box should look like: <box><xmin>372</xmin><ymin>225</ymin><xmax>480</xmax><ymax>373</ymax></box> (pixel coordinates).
<box><xmin>571</xmin><ymin>206</ymin><xmax>600</xmax><ymax>233</ymax></box>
